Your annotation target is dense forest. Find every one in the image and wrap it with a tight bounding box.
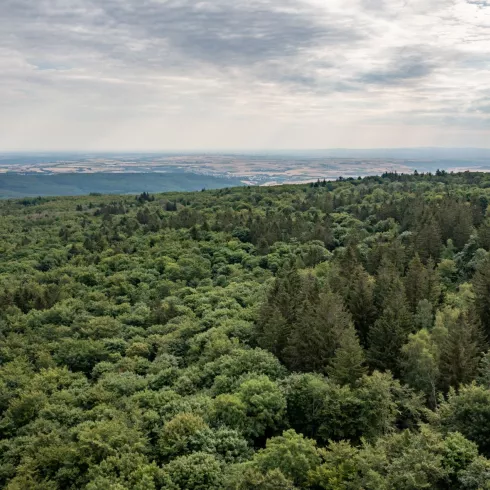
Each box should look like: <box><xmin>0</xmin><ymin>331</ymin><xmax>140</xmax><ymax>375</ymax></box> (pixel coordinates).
<box><xmin>2</xmin><ymin>172</ymin><xmax>490</xmax><ymax>489</ymax></box>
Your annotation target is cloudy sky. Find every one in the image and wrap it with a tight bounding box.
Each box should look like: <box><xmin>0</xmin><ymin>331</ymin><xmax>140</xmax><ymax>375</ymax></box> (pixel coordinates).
<box><xmin>1</xmin><ymin>0</ymin><xmax>489</xmax><ymax>150</ymax></box>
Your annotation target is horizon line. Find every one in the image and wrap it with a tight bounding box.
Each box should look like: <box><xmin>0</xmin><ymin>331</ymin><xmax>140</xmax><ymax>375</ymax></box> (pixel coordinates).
<box><xmin>2</xmin><ymin>146</ymin><xmax>490</xmax><ymax>154</ymax></box>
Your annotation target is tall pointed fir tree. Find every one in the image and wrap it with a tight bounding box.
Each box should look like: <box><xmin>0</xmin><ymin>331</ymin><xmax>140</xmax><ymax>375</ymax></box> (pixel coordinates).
<box><xmin>368</xmin><ymin>289</ymin><xmax>413</xmax><ymax>376</ymax></box>
<box><xmin>473</xmin><ymin>255</ymin><xmax>490</xmax><ymax>338</ymax></box>
<box><xmin>437</xmin><ymin>309</ymin><xmax>487</xmax><ymax>391</ymax></box>
<box><xmin>327</xmin><ymin>324</ymin><xmax>367</xmax><ymax>386</ymax></box>
<box><xmin>345</xmin><ymin>266</ymin><xmax>377</xmax><ymax>348</ymax></box>
<box><xmin>256</xmin><ymin>267</ymin><xmax>301</xmax><ymax>358</ymax></box>
<box><xmin>415</xmin><ymin>215</ymin><xmax>443</xmax><ymax>263</ymax></box>
<box><xmin>284</xmin><ymin>290</ymin><xmax>353</xmax><ymax>374</ymax></box>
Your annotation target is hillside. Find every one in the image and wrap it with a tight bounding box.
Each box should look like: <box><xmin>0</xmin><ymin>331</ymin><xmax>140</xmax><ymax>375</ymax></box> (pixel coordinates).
<box><xmin>0</xmin><ymin>172</ymin><xmax>243</xmax><ymax>198</ymax></box>
<box><xmin>1</xmin><ymin>172</ymin><xmax>490</xmax><ymax>488</ymax></box>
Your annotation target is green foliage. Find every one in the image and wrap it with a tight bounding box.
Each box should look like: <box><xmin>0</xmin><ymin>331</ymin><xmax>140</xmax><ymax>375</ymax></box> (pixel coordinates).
<box><xmin>256</xmin><ymin>272</ymin><xmax>354</xmax><ymax>374</ymax></box>
<box><xmin>243</xmin><ymin>430</ymin><xmax>321</xmax><ymax>486</ymax></box>
<box><xmin>440</xmin><ymin>384</ymin><xmax>490</xmax><ymax>457</ymax></box>
<box><xmin>226</xmin><ymin>467</ymin><xmax>297</xmax><ymax>490</ymax></box>
<box><xmin>436</xmin><ymin>309</ymin><xmax>487</xmax><ymax>391</ymax></box>
<box><xmin>473</xmin><ymin>255</ymin><xmax>490</xmax><ymax>337</ymax></box>
<box><xmin>158</xmin><ymin>413</ymin><xmax>208</xmax><ymax>459</ymax></box>
<box><xmin>401</xmin><ymin>329</ymin><xmax>440</xmax><ymax>407</ymax></box>
<box><xmin>161</xmin><ymin>452</ymin><xmax>223</xmax><ymax>489</ymax></box>
<box><xmin>1</xmin><ymin>173</ymin><xmax>490</xmax><ymax>488</ymax></box>
<box><xmin>327</xmin><ymin>325</ymin><xmax>366</xmax><ymax>386</ymax></box>
<box><xmin>236</xmin><ymin>376</ymin><xmax>287</xmax><ymax>439</ymax></box>
<box><xmin>367</xmin><ymin>293</ymin><xmax>413</xmax><ymax>375</ymax></box>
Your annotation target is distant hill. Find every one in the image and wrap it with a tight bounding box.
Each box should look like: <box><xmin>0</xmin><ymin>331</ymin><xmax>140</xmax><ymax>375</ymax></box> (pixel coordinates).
<box><xmin>0</xmin><ymin>172</ymin><xmax>243</xmax><ymax>198</ymax></box>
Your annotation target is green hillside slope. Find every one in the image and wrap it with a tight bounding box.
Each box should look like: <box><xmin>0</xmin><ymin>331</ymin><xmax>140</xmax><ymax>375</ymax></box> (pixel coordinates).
<box><xmin>0</xmin><ymin>172</ymin><xmax>243</xmax><ymax>198</ymax></box>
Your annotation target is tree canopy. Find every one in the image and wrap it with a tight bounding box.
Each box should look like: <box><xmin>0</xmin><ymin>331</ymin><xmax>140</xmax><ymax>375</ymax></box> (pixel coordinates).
<box><xmin>2</xmin><ymin>171</ymin><xmax>490</xmax><ymax>488</ymax></box>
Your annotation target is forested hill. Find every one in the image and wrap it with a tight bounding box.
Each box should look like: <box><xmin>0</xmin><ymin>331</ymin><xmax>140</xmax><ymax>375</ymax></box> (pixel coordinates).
<box><xmin>2</xmin><ymin>172</ymin><xmax>490</xmax><ymax>489</ymax></box>
<box><xmin>0</xmin><ymin>172</ymin><xmax>243</xmax><ymax>198</ymax></box>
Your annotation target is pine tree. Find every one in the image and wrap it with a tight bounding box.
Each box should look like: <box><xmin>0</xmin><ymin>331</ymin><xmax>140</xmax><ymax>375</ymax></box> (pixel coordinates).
<box><xmin>452</xmin><ymin>203</ymin><xmax>473</xmax><ymax>250</ymax></box>
<box><xmin>345</xmin><ymin>266</ymin><xmax>377</xmax><ymax>348</ymax></box>
<box><xmin>414</xmin><ymin>299</ymin><xmax>434</xmax><ymax>330</ymax></box>
<box><xmin>327</xmin><ymin>325</ymin><xmax>367</xmax><ymax>386</ymax></box>
<box><xmin>437</xmin><ymin>199</ymin><xmax>473</xmax><ymax>250</ymax></box>
<box><xmin>441</xmin><ymin>239</ymin><xmax>456</xmax><ymax>260</ymax></box>
<box><xmin>438</xmin><ymin>309</ymin><xmax>486</xmax><ymax>391</ymax></box>
<box><xmin>256</xmin><ymin>268</ymin><xmax>317</xmax><ymax>364</ymax></box>
<box><xmin>473</xmin><ymin>256</ymin><xmax>490</xmax><ymax>338</ymax></box>
<box><xmin>405</xmin><ymin>255</ymin><xmax>428</xmax><ymax>313</ymax></box>
<box><xmin>425</xmin><ymin>258</ymin><xmax>441</xmax><ymax>306</ymax></box>
<box><xmin>415</xmin><ymin>216</ymin><xmax>443</xmax><ymax>263</ymax></box>
<box><xmin>256</xmin><ymin>303</ymin><xmax>289</xmax><ymax>359</ymax></box>
<box><xmin>477</xmin><ymin>218</ymin><xmax>490</xmax><ymax>251</ymax></box>
<box><xmin>477</xmin><ymin>351</ymin><xmax>490</xmax><ymax>389</ymax></box>
<box><xmin>284</xmin><ymin>291</ymin><xmax>352</xmax><ymax>373</ymax></box>
<box><xmin>374</xmin><ymin>258</ymin><xmax>405</xmax><ymax>311</ymax></box>
<box><xmin>367</xmin><ymin>293</ymin><xmax>413</xmax><ymax>376</ymax></box>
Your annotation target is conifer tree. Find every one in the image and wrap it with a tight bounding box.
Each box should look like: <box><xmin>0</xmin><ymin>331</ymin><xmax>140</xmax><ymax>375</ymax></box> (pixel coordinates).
<box><xmin>368</xmin><ymin>293</ymin><xmax>413</xmax><ymax>376</ymax></box>
<box><xmin>438</xmin><ymin>309</ymin><xmax>486</xmax><ymax>391</ymax></box>
<box><xmin>256</xmin><ymin>268</ymin><xmax>318</xmax><ymax>364</ymax></box>
<box><xmin>405</xmin><ymin>255</ymin><xmax>428</xmax><ymax>313</ymax></box>
<box><xmin>327</xmin><ymin>325</ymin><xmax>366</xmax><ymax>386</ymax></box>
<box><xmin>284</xmin><ymin>291</ymin><xmax>352</xmax><ymax>373</ymax></box>
<box><xmin>345</xmin><ymin>266</ymin><xmax>377</xmax><ymax>348</ymax></box>
<box><xmin>414</xmin><ymin>299</ymin><xmax>434</xmax><ymax>330</ymax></box>
<box><xmin>415</xmin><ymin>216</ymin><xmax>443</xmax><ymax>262</ymax></box>
<box><xmin>477</xmin><ymin>351</ymin><xmax>490</xmax><ymax>389</ymax></box>
<box><xmin>453</xmin><ymin>202</ymin><xmax>474</xmax><ymax>250</ymax></box>
<box><xmin>256</xmin><ymin>269</ymin><xmax>299</xmax><ymax>359</ymax></box>
<box><xmin>374</xmin><ymin>258</ymin><xmax>406</xmax><ymax>311</ymax></box>
<box><xmin>405</xmin><ymin>256</ymin><xmax>441</xmax><ymax>313</ymax></box>
<box><xmin>473</xmin><ymin>256</ymin><xmax>490</xmax><ymax>338</ymax></box>
<box><xmin>425</xmin><ymin>257</ymin><xmax>441</xmax><ymax>306</ymax></box>
<box><xmin>441</xmin><ymin>239</ymin><xmax>456</xmax><ymax>260</ymax></box>
<box><xmin>477</xmin><ymin>218</ymin><xmax>490</xmax><ymax>251</ymax></box>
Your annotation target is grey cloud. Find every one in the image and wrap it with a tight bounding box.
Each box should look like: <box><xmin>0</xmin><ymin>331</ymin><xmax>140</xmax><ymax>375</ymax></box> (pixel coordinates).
<box><xmin>110</xmin><ymin>1</ymin><xmax>358</xmax><ymax>64</ymax></box>
<box><xmin>1</xmin><ymin>0</ymin><xmax>361</xmax><ymax>68</ymax></box>
<box><xmin>475</xmin><ymin>101</ymin><xmax>490</xmax><ymax>113</ymax></box>
<box><xmin>467</xmin><ymin>0</ymin><xmax>490</xmax><ymax>6</ymax></box>
<box><xmin>0</xmin><ymin>0</ymin><xmax>370</xmax><ymax>97</ymax></box>
<box><xmin>362</xmin><ymin>0</ymin><xmax>385</xmax><ymax>9</ymax></box>
<box><xmin>359</xmin><ymin>49</ymin><xmax>437</xmax><ymax>86</ymax></box>
<box><xmin>1</xmin><ymin>0</ymin><xmax>490</xmax><ymax>150</ymax></box>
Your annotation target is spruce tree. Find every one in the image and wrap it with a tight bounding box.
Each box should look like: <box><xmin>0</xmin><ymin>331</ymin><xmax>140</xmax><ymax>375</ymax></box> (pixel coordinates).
<box><xmin>473</xmin><ymin>256</ymin><xmax>490</xmax><ymax>338</ymax></box>
<box><xmin>284</xmin><ymin>291</ymin><xmax>352</xmax><ymax>373</ymax></box>
<box><xmin>477</xmin><ymin>218</ymin><xmax>490</xmax><ymax>251</ymax></box>
<box><xmin>368</xmin><ymin>293</ymin><xmax>413</xmax><ymax>376</ymax></box>
<box><xmin>477</xmin><ymin>351</ymin><xmax>490</xmax><ymax>389</ymax></box>
<box><xmin>414</xmin><ymin>299</ymin><xmax>434</xmax><ymax>330</ymax></box>
<box><xmin>374</xmin><ymin>258</ymin><xmax>405</xmax><ymax>311</ymax></box>
<box><xmin>425</xmin><ymin>257</ymin><xmax>441</xmax><ymax>306</ymax></box>
<box><xmin>452</xmin><ymin>202</ymin><xmax>474</xmax><ymax>250</ymax></box>
<box><xmin>256</xmin><ymin>269</ymin><xmax>321</xmax><ymax>366</ymax></box>
<box><xmin>415</xmin><ymin>216</ymin><xmax>443</xmax><ymax>263</ymax></box>
<box><xmin>327</xmin><ymin>325</ymin><xmax>367</xmax><ymax>386</ymax></box>
<box><xmin>345</xmin><ymin>266</ymin><xmax>377</xmax><ymax>348</ymax></box>
<box><xmin>405</xmin><ymin>255</ymin><xmax>428</xmax><ymax>313</ymax></box>
<box><xmin>438</xmin><ymin>309</ymin><xmax>486</xmax><ymax>391</ymax></box>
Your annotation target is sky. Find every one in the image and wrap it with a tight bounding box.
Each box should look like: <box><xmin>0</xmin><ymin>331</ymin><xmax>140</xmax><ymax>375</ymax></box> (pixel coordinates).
<box><xmin>1</xmin><ymin>0</ymin><xmax>489</xmax><ymax>151</ymax></box>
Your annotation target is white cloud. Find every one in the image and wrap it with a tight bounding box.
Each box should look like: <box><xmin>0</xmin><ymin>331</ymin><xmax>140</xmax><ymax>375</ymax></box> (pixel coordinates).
<box><xmin>0</xmin><ymin>0</ymin><xmax>489</xmax><ymax>150</ymax></box>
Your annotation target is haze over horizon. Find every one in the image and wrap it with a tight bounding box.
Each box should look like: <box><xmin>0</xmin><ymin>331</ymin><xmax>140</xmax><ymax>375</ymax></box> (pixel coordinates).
<box><xmin>1</xmin><ymin>0</ymin><xmax>489</xmax><ymax>151</ymax></box>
